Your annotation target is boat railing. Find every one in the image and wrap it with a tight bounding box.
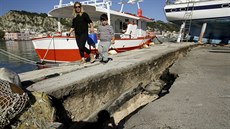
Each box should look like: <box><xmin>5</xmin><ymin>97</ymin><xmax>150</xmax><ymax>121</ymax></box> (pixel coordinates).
<box><xmin>82</xmin><ymin>0</ymin><xmax>112</xmax><ymax>8</ymax></box>
<box><xmin>54</xmin><ymin>2</ymin><xmax>74</xmax><ymax>9</ymax></box>
<box><xmin>54</xmin><ymin>0</ymin><xmax>112</xmax><ymax>9</ymax></box>
<box><xmin>166</xmin><ymin>0</ymin><xmax>216</xmax><ymax>5</ymax></box>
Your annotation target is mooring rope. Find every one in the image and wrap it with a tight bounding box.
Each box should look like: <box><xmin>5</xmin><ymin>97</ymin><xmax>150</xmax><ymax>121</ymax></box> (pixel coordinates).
<box><xmin>0</xmin><ymin>49</ymin><xmax>37</xmax><ymax>65</ymax></box>
<box><xmin>41</xmin><ymin>36</ymin><xmax>54</xmax><ymax>63</ymax></box>
<box><xmin>0</xmin><ymin>48</ymin><xmax>75</xmax><ymax>68</ymax></box>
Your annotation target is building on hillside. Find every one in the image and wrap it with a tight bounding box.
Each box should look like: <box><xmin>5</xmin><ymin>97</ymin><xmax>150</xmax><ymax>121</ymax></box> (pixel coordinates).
<box><xmin>4</xmin><ymin>32</ymin><xmax>31</xmax><ymax>40</ymax></box>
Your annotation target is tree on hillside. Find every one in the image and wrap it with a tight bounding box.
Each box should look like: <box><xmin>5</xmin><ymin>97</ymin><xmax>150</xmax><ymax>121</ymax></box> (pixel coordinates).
<box><xmin>60</xmin><ymin>18</ymin><xmax>72</xmax><ymax>28</ymax></box>
<box><xmin>147</xmin><ymin>20</ymin><xmax>179</xmax><ymax>32</ymax></box>
<box><xmin>0</xmin><ymin>30</ymin><xmax>5</xmax><ymax>40</ymax></box>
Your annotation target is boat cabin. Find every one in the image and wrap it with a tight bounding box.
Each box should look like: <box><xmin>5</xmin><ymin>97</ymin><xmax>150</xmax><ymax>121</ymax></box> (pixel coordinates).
<box><xmin>48</xmin><ymin>0</ymin><xmax>152</xmax><ymax>39</ymax></box>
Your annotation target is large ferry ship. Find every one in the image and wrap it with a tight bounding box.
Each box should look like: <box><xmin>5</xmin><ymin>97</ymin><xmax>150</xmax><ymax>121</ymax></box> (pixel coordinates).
<box><xmin>164</xmin><ymin>0</ymin><xmax>230</xmax><ymax>43</ymax></box>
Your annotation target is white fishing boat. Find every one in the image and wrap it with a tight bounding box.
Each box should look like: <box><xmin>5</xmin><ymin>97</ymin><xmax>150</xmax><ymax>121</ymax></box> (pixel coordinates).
<box><xmin>164</xmin><ymin>0</ymin><xmax>230</xmax><ymax>43</ymax></box>
<box><xmin>32</xmin><ymin>0</ymin><xmax>154</xmax><ymax>63</ymax></box>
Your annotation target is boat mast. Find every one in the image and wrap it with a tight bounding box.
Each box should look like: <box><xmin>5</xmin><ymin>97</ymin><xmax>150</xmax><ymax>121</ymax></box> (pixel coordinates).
<box><xmin>128</xmin><ymin>0</ymin><xmax>143</xmax><ymax>16</ymax></box>
<box><xmin>136</xmin><ymin>1</ymin><xmax>142</xmax><ymax>16</ymax></box>
<box><xmin>119</xmin><ymin>0</ymin><xmax>127</xmax><ymax>12</ymax></box>
<box><xmin>59</xmin><ymin>0</ymin><xmax>63</xmax><ymax>6</ymax></box>
<box><xmin>104</xmin><ymin>0</ymin><xmax>112</xmax><ymax>25</ymax></box>
<box><xmin>57</xmin><ymin>0</ymin><xmax>63</xmax><ymax>32</ymax></box>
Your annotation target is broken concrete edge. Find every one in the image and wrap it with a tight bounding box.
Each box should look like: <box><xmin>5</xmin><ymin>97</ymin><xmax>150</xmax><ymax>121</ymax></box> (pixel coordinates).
<box><xmin>21</xmin><ymin>43</ymin><xmax>199</xmax><ymax>127</ymax></box>
<box><xmin>83</xmin><ymin>43</ymin><xmax>199</xmax><ymax>123</ymax></box>
<box><xmin>19</xmin><ymin>61</ymin><xmax>101</xmax><ymax>85</ymax></box>
<box><xmin>19</xmin><ymin>43</ymin><xmax>197</xmax><ymax>87</ymax></box>
<box><xmin>24</xmin><ymin>43</ymin><xmax>196</xmax><ymax>98</ymax></box>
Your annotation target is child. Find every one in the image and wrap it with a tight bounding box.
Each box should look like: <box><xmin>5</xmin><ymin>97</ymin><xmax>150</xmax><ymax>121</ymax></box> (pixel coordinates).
<box><xmin>97</xmin><ymin>13</ymin><xmax>115</xmax><ymax>63</ymax></box>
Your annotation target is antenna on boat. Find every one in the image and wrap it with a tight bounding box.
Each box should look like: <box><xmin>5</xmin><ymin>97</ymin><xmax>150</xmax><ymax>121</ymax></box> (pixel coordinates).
<box><xmin>118</xmin><ymin>0</ymin><xmax>127</xmax><ymax>12</ymax></box>
<box><xmin>57</xmin><ymin>0</ymin><xmax>63</xmax><ymax>32</ymax></box>
<box><xmin>58</xmin><ymin>0</ymin><xmax>63</xmax><ymax>7</ymax></box>
<box><xmin>127</xmin><ymin>0</ymin><xmax>143</xmax><ymax>16</ymax></box>
<box><xmin>104</xmin><ymin>0</ymin><xmax>112</xmax><ymax>25</ymax></box>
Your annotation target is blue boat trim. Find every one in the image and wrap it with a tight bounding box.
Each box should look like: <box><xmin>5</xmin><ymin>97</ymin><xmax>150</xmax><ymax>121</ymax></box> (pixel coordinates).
<box><xmin>165</xmin><ymin>3</ymin><xmax>230</xmax><ymax>13</ymax></box>
<box><xmin>170</xmin><ymin>16</ymin><xmax>230</xmax><ymax>22</ymax></box>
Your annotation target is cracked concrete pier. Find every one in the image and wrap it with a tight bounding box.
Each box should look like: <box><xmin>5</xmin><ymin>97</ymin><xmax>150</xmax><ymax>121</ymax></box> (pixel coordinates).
<box><xmin>19</xmin><ymin>42</ymin><xmax>197</xmax><ymax>125</ymax></box>
<box><xmin>122</xmin><ymin>45</ymin><xmax>230</xmax><ymax>129</ymax></box>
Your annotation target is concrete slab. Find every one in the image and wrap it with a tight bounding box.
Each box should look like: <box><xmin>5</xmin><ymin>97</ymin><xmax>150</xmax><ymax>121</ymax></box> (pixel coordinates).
<box><xmin>19</xmin><ymin>42</ymin><xmax>195</xmax><ymax>85</ymax></box>
<box><xmin>18</xmin><ymin>42</ymin><xmax>197</xmax><ymax>123</ymax></box>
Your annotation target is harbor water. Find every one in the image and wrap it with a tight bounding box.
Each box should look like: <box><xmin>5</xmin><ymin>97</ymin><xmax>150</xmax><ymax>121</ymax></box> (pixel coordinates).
<box><xmin>0</xmin><ymin>40</ymin><xmax>39</xmax><ymax>73</ymax></box>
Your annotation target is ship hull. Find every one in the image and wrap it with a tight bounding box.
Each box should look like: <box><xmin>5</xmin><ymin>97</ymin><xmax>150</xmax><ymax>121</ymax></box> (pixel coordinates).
<box><xmin>164</xmin><ymin>0</ymin><xmax>230</xmax><ymax>42</ymax></box>
<box><xmin>32</xmin><ymin>36</ymin><xmax>152</xmax><ymax>62</ymax></box>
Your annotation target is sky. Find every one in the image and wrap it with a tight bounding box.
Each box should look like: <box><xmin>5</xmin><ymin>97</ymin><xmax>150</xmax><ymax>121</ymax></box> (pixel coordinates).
<box><xmin>0</xmin><ymin>0</ymin><xmax>167</xmax><ymax>21</ymax></box>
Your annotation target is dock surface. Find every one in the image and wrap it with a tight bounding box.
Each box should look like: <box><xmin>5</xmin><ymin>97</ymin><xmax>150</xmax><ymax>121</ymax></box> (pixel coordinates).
<box><xmin>19</xmin><ymin>42</ymin><xmax>196</xmax><ymax>123</ymax></box>
<box><xmin>122</xmin><ymin>46</ymin><xmax>230</xmax><ymax>129</ymax></box>
<box><xmin>20</xmin><ymin>42</ymin><xmax>228</xmax><ymax>127</ymax></box>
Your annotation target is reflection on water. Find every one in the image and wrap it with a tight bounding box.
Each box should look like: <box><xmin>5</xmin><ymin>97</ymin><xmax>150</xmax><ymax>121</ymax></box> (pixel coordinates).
<box><xmin>0</xmin><ymin>40</ymin><xmax>39</xmax><ymax>73</ymax></box>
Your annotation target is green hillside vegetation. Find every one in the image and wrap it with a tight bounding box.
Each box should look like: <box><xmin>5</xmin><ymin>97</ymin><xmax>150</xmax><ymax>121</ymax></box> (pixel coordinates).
<box><xmin>0</xmin><ymin>10</ymin><xmax>71</xmax><ymax>33</ymax></box>
<box><xmin>11</xmin><ymin>10</ymin><xmax>48</xmax><ymax>17</ymax></box>
<box><xmin>0</xmin><ymin>30</ymin><xmax>5</xmax><ymax>40</ymax></box>
<box><xmin>147</xmin><ymin>20</ymin><xmax>180</xmax><ymax>32</ymax></box>
<box><xmin>0</xmin><ymin>10</ymin><xmax>179</xmax><ymax>39</ymax></box>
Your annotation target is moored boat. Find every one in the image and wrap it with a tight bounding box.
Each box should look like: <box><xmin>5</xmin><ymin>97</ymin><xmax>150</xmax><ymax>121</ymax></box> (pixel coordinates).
<box><xmin>164</xmin><ymin>0</ymin><xmax>230</xmax><ymax>43</ymax></box>
<box><xmin>32</xmin><ymin>0</ymin><xmax>154</xmax><ymax>63</ymax></box>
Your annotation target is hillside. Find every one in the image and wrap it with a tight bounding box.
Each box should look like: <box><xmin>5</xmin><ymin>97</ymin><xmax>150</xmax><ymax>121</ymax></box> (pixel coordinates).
<box><xmin>0</xmin><ymin>10</ymin><xmax>71</xmax><ymax>33</ymax></box>
<box><xmin>0</xmin><ymin>10</ymin><xmax>179</xmax><ymax>35</ymax></box>
<box><xmin>147</xmin><ymin>20</ymin><xmax>179</xmax><ymax>33</ymax></box>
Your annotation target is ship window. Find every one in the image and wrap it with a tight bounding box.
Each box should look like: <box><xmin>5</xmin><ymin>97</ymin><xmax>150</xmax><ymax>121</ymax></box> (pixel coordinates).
<box><xmin>171</xmin><ymin>8</ymin><xmax>176</xmax><ymax>12</ymax></box>
<box><xmin>221</xmin><ymin>4</ymin><xmax>228</xmax><ymax>8</ymax></box>
<box><xmin>180</xmin><ymin>8</ymin><xmax>186</xmax><ymax>11</ymax></box>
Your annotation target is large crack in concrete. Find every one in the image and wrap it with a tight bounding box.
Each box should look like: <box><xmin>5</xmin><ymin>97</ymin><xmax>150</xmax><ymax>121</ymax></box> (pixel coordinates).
<box><xmin>20</xmin><ymin>43</ymin><xmax>198</xmax><ymax>128</ymax></box>
<box><xmin>53</xmin><ymin>49</ymin><xmax>189</xmax><ymax>128</ymax></box>
<box><xmin>52</xmin><ymin>63</ymin><xmax>179</xmax><ymax>129</ymax></box>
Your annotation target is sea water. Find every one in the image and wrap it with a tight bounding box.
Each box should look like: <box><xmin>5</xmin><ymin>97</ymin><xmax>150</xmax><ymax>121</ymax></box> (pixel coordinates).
<box><xmin>0</xmin><ymin>40</ymin><xmax>39</xmax><ymax>73</ymax></box>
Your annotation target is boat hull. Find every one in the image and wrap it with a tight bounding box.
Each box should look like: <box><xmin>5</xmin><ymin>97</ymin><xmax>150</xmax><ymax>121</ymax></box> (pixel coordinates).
<box><xmin>32</xmin><ymin>36</ymin><xmax>152</xmax><ymax>62</ymax></box>
<box><xmin>164</xmin><ymin>0</ymin><xmax>230</xmax><ymax>42</ymax></box>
